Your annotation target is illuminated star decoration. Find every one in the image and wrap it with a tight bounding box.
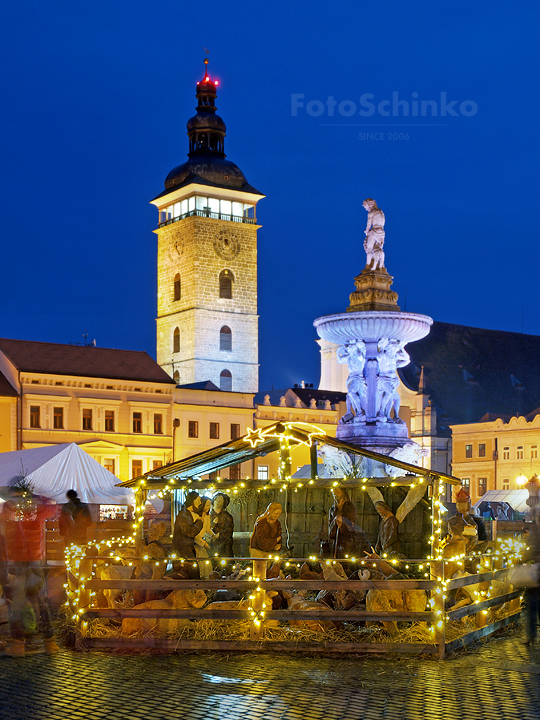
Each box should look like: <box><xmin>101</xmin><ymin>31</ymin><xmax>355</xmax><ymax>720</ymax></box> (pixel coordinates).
<box><xmin>244</xmin><ymin>427</ymin><xmax>267</xmax><ymax>448</ymax></box>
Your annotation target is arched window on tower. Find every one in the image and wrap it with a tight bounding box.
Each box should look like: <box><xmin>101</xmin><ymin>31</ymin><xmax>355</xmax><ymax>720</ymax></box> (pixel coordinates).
<box><xmin>173</xmin><ymin>370</ymin><xmax>180</xmax><ymax>383</ymax></box>
<box><xmin>173</xmin><ymin>327</ymin><xmax>180</xmax><ymax>354</ymax></box>
<box><xmin>220</xmin><ymin>369</ymin><xmax>232</xmax><ymax>392</ymax></box>
<box><xmin>219</xmin><ymin>270</ymin><xmax>233</xmax><ymax>299</ymax></box>
<box><xmin>220</xmin><ymin>326</ymin><xmax>232</xmax><ymax>351</ymax></box>
<box><xmin>173</xmin><ymin>273</ymin><xmax>181</xmax><ymax>301</ymax></box>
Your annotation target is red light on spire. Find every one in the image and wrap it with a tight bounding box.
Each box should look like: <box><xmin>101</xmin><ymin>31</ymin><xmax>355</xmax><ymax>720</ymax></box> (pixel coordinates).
<box><xmin>214</xmin><ymin>80</ymin><xmax>219</xmax><ymax>85</ymax></box>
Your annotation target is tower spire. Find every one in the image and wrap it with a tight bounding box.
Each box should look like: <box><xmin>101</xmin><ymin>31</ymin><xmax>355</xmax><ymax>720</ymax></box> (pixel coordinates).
<box><xmin>188</xmin><ymin>58</ymin><xmax>226</xmax><ymax>159</ymax></box>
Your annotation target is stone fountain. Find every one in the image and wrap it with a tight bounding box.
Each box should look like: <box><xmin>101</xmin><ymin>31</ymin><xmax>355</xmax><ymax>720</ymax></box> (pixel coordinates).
<box><xmin>314</xmin><ymin>198</ymin><xmax>432</xmax><ymax>475</ymax></box>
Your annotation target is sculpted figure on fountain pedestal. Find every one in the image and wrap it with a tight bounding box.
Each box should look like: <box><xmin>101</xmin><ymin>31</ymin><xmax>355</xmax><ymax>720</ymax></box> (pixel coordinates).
<box><xmin>337</xmin><ymin>339</ymin><xmax>368</xmax><ymax>424</ymax></box>
<box><xmin>375</xmin><ymin>338</ymin><xmax>409</xmax><ymax>423</ymax></box>
<box><xmin>362</xmin><ymin>198</ymin><xmax>385</xmax><ymax>271</ymax></box>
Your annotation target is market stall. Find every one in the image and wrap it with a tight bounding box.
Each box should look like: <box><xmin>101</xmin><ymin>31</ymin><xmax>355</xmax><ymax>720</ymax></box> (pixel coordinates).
<box><xmin>64</xmin><ymin>422</ymin><xmax>524</xmax><ymax>657</ymax></box>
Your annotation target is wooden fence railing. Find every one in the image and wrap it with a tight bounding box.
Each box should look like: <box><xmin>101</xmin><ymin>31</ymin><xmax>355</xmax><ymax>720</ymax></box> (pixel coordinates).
<box><xmin>64</xmin><ymin>554</ymin><xmax>522</xmax><ymax>659</ymax></box>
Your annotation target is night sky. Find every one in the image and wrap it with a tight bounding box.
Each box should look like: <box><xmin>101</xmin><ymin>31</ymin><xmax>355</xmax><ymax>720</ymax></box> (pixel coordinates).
<box><xmin>1</xmin><ymin>2</ymin><xmax>539</xmax><ymax>391</ymax></box>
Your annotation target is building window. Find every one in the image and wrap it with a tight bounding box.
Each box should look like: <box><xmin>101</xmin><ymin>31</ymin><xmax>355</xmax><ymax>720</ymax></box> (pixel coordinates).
<box><xmin>517</xmin><ymin>446</ymin><xmax>524</xmax><ymax>460</ymax></box>
<box><xmin>461</xmin><ymin>478</ymin><xmax>470</xmax><ymax>490</ymax></box>
<box><xmin>82</xmin><ymin>408</ymin><xmax>93</xmax><ymax>431</ymax></box>
<box><xmin>478</xmin><ymin>477</ymin><xmax>487</xmax><ymax>496</ymax></box>
<box><xmin>503</xmin><ymin>447</ymin><xmax>510</xmax><ymax>460</ymax></box>
<box><xmin>502</xmin><ymin>478</ymin><xmax>510</xmax><ymax>490</ymax></box>
<box><xmin>478</xmin><ymin>443</ymin><xmax>486</xmax><ymax>458</ymax></box>
<box><xmin>173</xmin><ymin>273</ymin><xmax>181</xmax><ymax>301</ymax></box>
<box><xmin>210</xmin><ymin>422</ymin><xmax>220</xmax><ymax>440</ymax></box>
<box><xmin>173</xmin><ymin>327</ymin><xmax>180</xmax><ymax>354</ymax></box>
<box><xmin>230</xmin><ymin>423</ymin><xmax>241</xmax><ymax>440</ymax></box>
<box><xmin>173</xmin><ymin>370</ymin><xmax>180</xmax><ymax>383</ymax></box>
<box><xmin>220</xmin><ymin>325</ymin><xmax>232</xmax><ymax>351</ymax></box>
<box><xmin>465</xmin><ymin>444</ymin><xmax>472</xmax><ymax>459</ymax></box>
<box><xmin>220</xmin><ymin>369</ymin><xmax>232</xmax><ymax>391</ymax></box>
<box><xmin>153</xmin><ymin>414</ymin><xmax>163</xmax><ymax>434</ymax></box>
<box><xmin>188</xmin><ymin>421</ymin><xmax>199</xmax><ymax>438</ymax></box>
<box><xmin>105</xmin><ymin>410</ymin><xmax>115</xmax><ymax>432</ymax></box>
<box><xmin>229</xmin><ymin>464</ymin><xmax>241</xmax><ymax>480</ymax></box>
<box><xmin>258</xmin><ymin>465</ymin><xmax>269</xmax><ymax>481</ymax></box>
<box><xmin>131</xmin><ymin>460</ymin><xmax>143</xmax><ymax>478</ymax></box>
<box><xmin>219</xmin><ymin>270</ymin><xmax>233</xmax><ymax>299</ymax></box>
<box><xmin>153</xmin><ymin>460</ymin><xmax>163</xmax><ymax>470</ymax></box>
<box><xmin>53</xmin><ymin>407</ymin><xmax>64</xmax><ymax>429</ymax></box>
<box><xmin>103</xmin><ymin>458</ymin><xmax>115</xmax><ymax>475</ymax></box>
<box><xmin>532</xmin><ymin>445</ymin><xmax>538</xmax><ymax>459</ymax></box>
<box><xmin>133</xmin><ymin>412</ymin><xmax>142</xmax><ymax>433</ymax></box>
<box><xmin>30</xmin><ymin>405</ymin><xmax>41</xmax><ymax>428</ymax></box>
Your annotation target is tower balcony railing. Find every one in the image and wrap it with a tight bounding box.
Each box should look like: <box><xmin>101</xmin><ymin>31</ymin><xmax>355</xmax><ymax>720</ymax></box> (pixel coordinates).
<box><xmin>158</xmin><ymin>208</ymin><xmax>256</xmax><ymax>228</ymax></box>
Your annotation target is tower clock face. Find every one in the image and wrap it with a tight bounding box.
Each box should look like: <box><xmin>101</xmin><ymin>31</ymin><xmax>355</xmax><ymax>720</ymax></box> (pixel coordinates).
<box><xmin>168</xmin><ymin>240</ymin><xmax>183</xmax><ymax>261</ymax></box>
<box><xmin>214</xmin><ymin>232</ymin><xmax>240</xmax><ymax>260</ymax></box>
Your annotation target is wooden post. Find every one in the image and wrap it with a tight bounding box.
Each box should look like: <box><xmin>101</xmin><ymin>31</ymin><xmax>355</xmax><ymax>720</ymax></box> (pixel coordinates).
<box><xmin>310</xmin><ymin>441</ymin><xmax>318</xmax><ymax>480</ymax></box>
<box><xmin>250</xmin><ymin>558</ymin><xmax>267</xmax><ymax>641</ymax></box>
<box><xmin>433</xmin><ymin>579</ymin><xmax>446</xmax><ymax>659</ymax></box>
<box><xmin>134</xmin><ymin>488</ymin><xmax>148</xmax><ymax>542</ymax></box>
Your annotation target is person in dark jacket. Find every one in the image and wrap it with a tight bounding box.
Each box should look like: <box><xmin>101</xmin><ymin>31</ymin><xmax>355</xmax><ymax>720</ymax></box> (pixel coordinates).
<box><xmin>328</xmin><ymin>487</ymin><xmax>371</xmax><ymax>558</ymax></box>
<box><xmin>172</xmin><ymin>491</ymin><xmax>203</xmax><ymax>558</ymax></box>
<box><xmin>210</xmin><ymin>493</ymin><xmax>234</xmax><ymax>558</ymax></box>
<box><xmin>59</xmin><ymin>490</ymin><xmax>92</xmax><ymax>545</ymax></box>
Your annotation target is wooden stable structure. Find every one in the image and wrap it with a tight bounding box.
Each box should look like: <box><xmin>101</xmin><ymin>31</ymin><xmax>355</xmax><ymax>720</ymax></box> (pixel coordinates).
<box><xmin>64</xmin><ymin>423</ymin><xmax>524</xmax><ymax>658</ymax></box>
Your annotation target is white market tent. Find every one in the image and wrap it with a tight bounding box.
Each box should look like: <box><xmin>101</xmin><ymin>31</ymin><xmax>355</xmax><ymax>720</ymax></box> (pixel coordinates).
<box><xmin>472</xmin><ymin>489</ymin><xmax>529</xmax><ymax>514</ymax></box>
<box><xmin>0</xmin><ymin>443</ymin><xmax>133</xmax><ymax>505</ymax></box>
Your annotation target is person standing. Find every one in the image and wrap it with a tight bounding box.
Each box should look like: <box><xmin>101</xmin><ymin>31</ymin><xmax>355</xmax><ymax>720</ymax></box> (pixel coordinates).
<box><xmin>194</xmin><ymin>496</ymin><xmax>214</xmax><ymax>578</ymax></box>
<box><xmin>328</xmin><ymin>487</ymin><xmax>370</xmax><ymax>558</ymax></box>
<box><xmin>210</xmin><ymin>492</ymin><xmax>234</xmax><ymax>558</ymax></box>
<box><xmin>0</xmin><ymin>485</ymin><xmax>59</xmax><ymax>657</ymax></box>
<box><xmin>59</xmin><ymin>489</ymin><xmax>92</xmax><ymax>546</ymax></box>
<box><xmin>172</xmin><ymin>491</ymin><xmax>203</xmax><ymax>558</ymax></box>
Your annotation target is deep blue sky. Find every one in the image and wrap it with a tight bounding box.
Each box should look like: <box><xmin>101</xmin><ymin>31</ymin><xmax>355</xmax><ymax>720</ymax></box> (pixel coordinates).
<box><xmin>1</xmin><ymin>2</ymin><xmax>539</xmax><ymax>391</ymax></box>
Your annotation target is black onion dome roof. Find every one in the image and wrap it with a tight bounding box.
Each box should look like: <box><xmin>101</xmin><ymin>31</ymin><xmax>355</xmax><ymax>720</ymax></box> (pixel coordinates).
<box><xmin>186</xmin><ymin>112</ymin><xmax>226</xmax><ymax>132</ymax></box>
<box><xmin>165</xmin><ymin>157</ymin><xmax>247</xmax><ymax>190</ymax></box>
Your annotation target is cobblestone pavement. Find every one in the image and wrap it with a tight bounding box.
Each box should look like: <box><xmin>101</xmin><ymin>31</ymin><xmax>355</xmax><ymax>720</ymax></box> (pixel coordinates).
<box><xmin>1</xmin><ymin>629</ymin><xmax>539</xmax><ymax>720</ymax></box>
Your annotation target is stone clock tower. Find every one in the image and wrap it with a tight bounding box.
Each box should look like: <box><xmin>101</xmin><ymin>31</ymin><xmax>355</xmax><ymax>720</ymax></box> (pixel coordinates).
<box><xmin>151</xmin><ymin>60</ymin><xmax>263</xmax><ymax>393</ymax></box>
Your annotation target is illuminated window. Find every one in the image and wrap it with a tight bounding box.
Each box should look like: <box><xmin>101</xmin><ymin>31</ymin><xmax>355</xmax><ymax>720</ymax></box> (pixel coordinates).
<box><xmin>502</xmin><ymin>478</ymin><xmax>510</xmax><ymax>490</ymax></box>
<box><xmin>105</xmin><ymin>410</ymin><xmax>114</xmax><ymax>432</ymax></box>
<box><xmin>532</xmin><ymin>445</ymin><xmax>538</xmax><ymax>459</ymax></box>
<box><xmin>173</xmin><ymin>327</ymin><xmax>180</xmax><ymax>354</ymax></box>
<box><xmin>220</xmin><ymin>369</ymin><xmax>232</xmax><ymax>391</ymax></box>
<box><xmin>30</xmin><ymin>405</ymin><xmax>40</xmax><ymax>428</ymax></box>
<box><xmin>131</xmin><ymin>460</ymin><xmax>143</xmax><ymax>478</ymax></box>
<box><xmin>478</xmin><ymin>477</ymin><xmax>487</xmax><ymax>496</ymax></box>
<box><xmin>173</xmin><ymin>273</ymin><xmax>181</xmax><ymax>301</ymax></box>
<box><xmin>220</xmin><ymin>326</ymin><xmax>232</xmax><ymax>351</ymax></box>
<box><xmin>229</xmin><ymin>464</ymin><xmax>241</xmax><ymax>480</ymax></box>
<box><xmin>461</xmin><ymin>478</ymin><xmax>470</xmax><ymax>489</ymax></box>
<box><xmin>53</xmin><ymin>407</ymin><xmax>64</xmax><ymax>429</ymax></box>
<box><xmin>153</xmin><ymin>460</ymin><xmax>163</xmax><ymax>470</ymax></box>
<box><xmin>103</xmin><ymin>458</ymin><xmax>115</xmax><ymax>475</ymax></box>
<box><xmin>82</xmin><ymin>408</ymin><xmax>92</xmax><ymax>431</ymax></box>
<box><xmin>478</xmin><ymin>443</ymin><xmax>486</xmax><ymax>458</ymax></box>
<box><xmin>231</xmin><ymin>423</ymin><xmax>241</xmax><ymax>440</ymax></box>
<box><xmin>219</xmin><ymin>270</ymin><xmax>233</xmax><ymax>299</ymax></box>
<box><xmin>210</xmin><ymin>422</ymin><xmax>220</xmax><ymax>440</ymax></box>
<box><xmin>154</xmin><ymin>414</ymin><xmax>163</xmax><ymax>434</ymax></box>
<box><xmin>133</xmin><ymin>412</ymin><xmax>142</xmax><ymax>433</ymax></box>
<box><xmin>258</xmin><ymin>465</ymin><xmax>269</xmax><ymax>481</ymax></box>
<box><xmin>188</xmin><ymin>421</ymin><xmax>198</xmax><ymax>438</ymax></box>
<box><xmin>465</xmin><ymin>444</ymin><xmax>472</xmax><ymax>459</ymax></box>
<box><xmin>517</xmin><ymin>446</ymin><xmax>524</xmax><ymax>460</ymax></box>
<box><xmin>173</xmin><ymin>370</ymin><xmax>180</xmax><ymax>383</ymax></box>
<box><xmin>503</xmin><ymin>447</ymin><xmax>510</xmax><ymax>460</ymax></box>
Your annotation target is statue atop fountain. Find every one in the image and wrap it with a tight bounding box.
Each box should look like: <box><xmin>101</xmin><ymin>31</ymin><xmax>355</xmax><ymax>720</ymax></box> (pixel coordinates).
<box><xmin>362</xmin><ymin>198</ymin><xmax>385</xmax><ymax>271</ymax></box>
<box><xmin>314</xmin><ymin>197</ymin><xmax>433</xmax><ymax>464</ymax></box>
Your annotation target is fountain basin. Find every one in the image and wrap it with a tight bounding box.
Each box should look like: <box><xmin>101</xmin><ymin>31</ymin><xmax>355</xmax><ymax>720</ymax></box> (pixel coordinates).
<box><xmin>313</xmin><ymin>311</ymin><xmax>432</xmax><ymax>345</ymax></box>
